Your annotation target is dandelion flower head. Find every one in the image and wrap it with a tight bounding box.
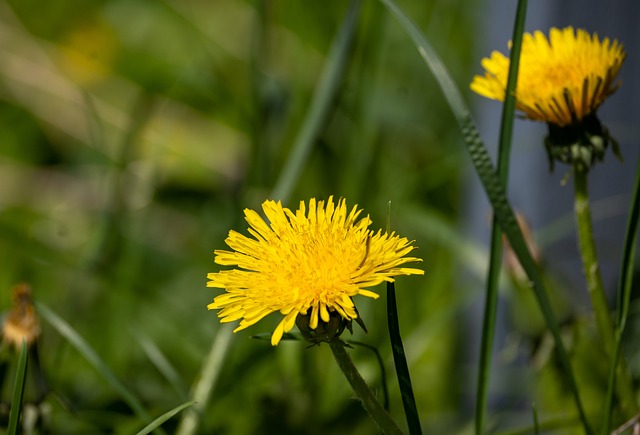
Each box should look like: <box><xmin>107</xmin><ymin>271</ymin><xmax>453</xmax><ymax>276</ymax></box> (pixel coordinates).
<box><xmin>207</xmin><ymin>197</ymin><xmax>424</xmax><ymax>346</ymax></box>
<box><xmin>471</xmin><ymin>27</ymin><xmax>625</xmax><ymax>126</ymax></box>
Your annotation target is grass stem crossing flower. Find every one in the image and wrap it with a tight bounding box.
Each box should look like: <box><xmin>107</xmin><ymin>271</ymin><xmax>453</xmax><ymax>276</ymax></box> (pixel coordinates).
<box><xmin>471</xmin><ymin>26</ymin><xmax>625</xmax><ymax>127</ymax></box>
<box><xmin>471</xmin><ymin>27</ymin><xmax>625</xmax><ymax>171</ymax></box>
<box><xmin>207</xmin><ymin>197</ymin><xmax>423</xmax><ymax>345</ymax></box>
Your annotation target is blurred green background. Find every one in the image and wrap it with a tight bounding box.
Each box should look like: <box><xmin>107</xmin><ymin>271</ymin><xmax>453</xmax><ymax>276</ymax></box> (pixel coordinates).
<box><xmin>1</xmin><ymin>0</ymin><xmax>638</xmax><ymax>434</ymax></box>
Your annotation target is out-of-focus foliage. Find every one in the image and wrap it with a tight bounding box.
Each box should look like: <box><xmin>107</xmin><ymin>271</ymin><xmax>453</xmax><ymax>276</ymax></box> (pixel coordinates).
<box><xmin>1</xmin><ymin>0</ymin><xmax>637</xmax><ymax>434</ymax></box>
<box><xmin>0</xmin><ymin>0</ymin><xmax>475</xmax><ymax>432</ymax></box>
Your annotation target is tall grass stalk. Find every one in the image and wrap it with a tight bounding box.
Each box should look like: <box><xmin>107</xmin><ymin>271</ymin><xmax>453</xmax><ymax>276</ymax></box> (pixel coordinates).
<box><xmin>475</xmin><ymin>2</ymin><xmax>527</xmax><ymax>434</ymax></box>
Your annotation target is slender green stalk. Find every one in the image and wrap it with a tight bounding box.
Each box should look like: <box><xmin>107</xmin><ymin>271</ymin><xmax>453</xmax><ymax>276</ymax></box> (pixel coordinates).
<box><xmin>387</xmin><ymin>281</ymin><xmax>422</xmax><ymax>434</ymax></box>
<box><xmin>475</xmin><ymin>2</ymin><xmax>527</xmax><ymax>434</ymax></box>
<box><xmin>271</xmin><ymin>0</ymin><xmax>360</xmax><ymax>201</ymax></box>
<box><xmin>7</xmin><ymin>339</ymin><xmax>28</xmax><ymax>435</ymax></box>
<box><xmin>175</xmin><ymin>326</ymin><xmax>233</xmax><ymax>435</ymax></box>
<box><xmin>378</xmin><ymin>1</ymin><xmax>592</xmax><ymax>432</ymax></box>
<box><xmin>328</xmin><ymin>341</ymin><xmax>404</xmax><ymax>435</ymax></box>
<box><xmin>602</xmin><ymin>158</ymin><xmax>640</xmax><ymax>434</ymax></box>
<box><xmin>573</xmin><ymin>167</ymin><xmax>637</xmax><ymax>417</ymax></box>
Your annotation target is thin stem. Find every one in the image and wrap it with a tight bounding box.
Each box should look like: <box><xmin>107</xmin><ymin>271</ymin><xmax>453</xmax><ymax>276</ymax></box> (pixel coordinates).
<box><xmin>328</xmin><ymin>341</ymin><xmax>404</xmax><ymax>435</ymax></box>
<box><xmin>573</xmin><ymin>167</ymin><xmax>637</xmax><ymax>416</ymax></box>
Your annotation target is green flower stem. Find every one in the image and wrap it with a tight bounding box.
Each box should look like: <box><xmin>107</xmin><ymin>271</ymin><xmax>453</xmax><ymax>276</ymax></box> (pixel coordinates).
<box><xmin>573</xmin><ymin>168</ymin><xmax>636</xmax><ymax>413</ymax></box>
<box><xmin>573</xmin><ymin>169</ymin><xmax>614</xmax><ymax>346</ymax></box>
<box><xmin>329</xmin><ymin>341</ymin><xmax>404</xmax><ymax>435</ymax></box>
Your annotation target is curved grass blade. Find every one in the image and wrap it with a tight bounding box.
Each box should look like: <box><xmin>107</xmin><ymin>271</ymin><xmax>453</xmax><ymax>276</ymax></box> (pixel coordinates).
<box><xmin>387</xmin><ymin>281</ymin><xmax>421</xmax><ymax>434</ymax></box>
<box><xmin>135</xmin><ymin>401</ymin><xmax>196</xmax><ymax>435</ymax></box>
<box><xmin>7</xmin><ymin>339</ymin><xmax>28</xmax><ymax>435</ymax></box>
<box><xmin>602</xmin><ymin>156</ymin><xmax>640</xmax><ymax>434</ymax></box>
<box><xmin>36</xmin><ymin>303</ymin><xmax>160</xmax><ymax>432</ymax></box>
<box><xmin>271</xmin><ymin>0</ymin><xmax>360</xmax><ymax>203</ymax></box>
<box><xmin>348</xmin><ymin>340</ymin><xmax>390</xmax><ymax>411</ymax></box>
<box><xmin>378</xmin><ymin>1</ymin><xmax>592</xmax><ymax>433</ymax></box>
<box><xmin>476</xmin><ymin>2</ymin><xmax>527</xmax><ymax>434</ymax></box>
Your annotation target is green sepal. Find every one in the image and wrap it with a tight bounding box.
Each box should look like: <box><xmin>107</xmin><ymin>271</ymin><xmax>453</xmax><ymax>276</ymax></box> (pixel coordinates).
<box><xmin>544</xmin><ymin>112</ymin><xmax>620</xmax><ymax>172</ymax></box>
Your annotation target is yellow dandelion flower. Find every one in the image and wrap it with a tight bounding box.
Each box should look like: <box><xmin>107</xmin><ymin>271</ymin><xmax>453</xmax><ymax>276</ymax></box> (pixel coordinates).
<box><xmin>471</xmin><ymin>27</ymin><xmax>625</xmax><ymax>127</ymax></box>
<box><xmin>207</xmin><ymin>197</ymin><xmax>424</xmax><ymax>346</ymax></box>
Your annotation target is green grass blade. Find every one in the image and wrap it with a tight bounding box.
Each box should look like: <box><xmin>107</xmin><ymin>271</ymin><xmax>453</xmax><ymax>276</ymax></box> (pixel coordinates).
<box><xmin>378</xmin><ymin>1</ymin><xmax>592</xmax><ymax>433</ymax></box>
<box><xmin>476</xmin><ymin>2</ymin><xmax>527</xmax><ymax>434</ymax></box>
<box><xmin>136</xmin><ymin>401</ymin><xmax>196</xmax><ymax>435</ymax></box>
<box><xmin>7</xmin><ymin>339</ymin><xmax>28</xmax><ymax>435</ymax></box>
<box><xmin>36</xmin><ymin>303</ymin><xmax>158</xmax><ymax>431</ymax></box>
<box><xmin>175</xmin><ymin>326</ymin><xmax>233</xmax><ymax>435</ymax></box>
<box><xmin>133</xmin><ymin>329</ymin><xmax>189</xmax><ymax>401</ymax></box>
<box><xmin>602</xmin><ymin>156</ymin><xmax>640</xmax><ymax>434</ymax></box>
<box><xmin>270</xmin><ymin>0</ymin><xmax>360</xmax><ymax>202</ymax></box>
<box><xmin>387</xmin><ymin>281</ymin><xmax>422</xmax><ymax>434</ymax></box>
